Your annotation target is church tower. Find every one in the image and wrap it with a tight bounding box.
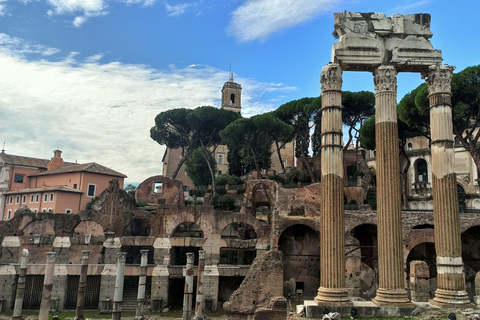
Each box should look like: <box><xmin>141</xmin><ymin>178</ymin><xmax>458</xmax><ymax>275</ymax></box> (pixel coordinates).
<box><xmin>221</xmin><ymin>71</ymin><xmax>242</xmax><ymax>113</ymax></box>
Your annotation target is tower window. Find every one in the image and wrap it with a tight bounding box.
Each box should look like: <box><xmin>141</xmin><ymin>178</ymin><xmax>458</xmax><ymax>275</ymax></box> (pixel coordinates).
<box><xmin>230</xmin><ymin>93</ymin><xmax>235</xmax><ymax>104</ymax></box>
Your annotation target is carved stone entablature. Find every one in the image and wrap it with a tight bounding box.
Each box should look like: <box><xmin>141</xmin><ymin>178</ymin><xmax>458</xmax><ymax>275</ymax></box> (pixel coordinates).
<box><xmin>374</xmin><ymin>65</ymin><xmax>397</xmax><ymax>93</ymax></box>
<box><xmin>321</xmin><ymin>63</ymin><xmax>343</xmax><ymax>92</ymax></box>
<box><xmin>332</xmin><ymin>12</ymin><xmax>442</xmax><ymax>72</ymax></box>
<box><xmin>458</xmin><ymin>173</ymin><xmax>471</xmax><ymax>184</ymax></box>
<box><xmin>422</xmin><ymin>64</ymin><xmax>455</xmax><ymax>96</ymax></box>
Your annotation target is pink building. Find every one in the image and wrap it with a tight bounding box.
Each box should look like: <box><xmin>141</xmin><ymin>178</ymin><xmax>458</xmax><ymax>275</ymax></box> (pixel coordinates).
<box><xmin>0</xmin><ymin>149</ymin><xmax>126</xmax><ymax>219</ymax></box>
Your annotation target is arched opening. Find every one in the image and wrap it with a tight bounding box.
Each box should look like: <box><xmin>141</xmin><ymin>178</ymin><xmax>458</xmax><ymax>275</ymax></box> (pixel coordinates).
<box><xmin>406</xmin><ymin>242</ymin><xmax>436</xmax><ymax>299</ymax></box>
<box><xmin>351</xmin><ymin>224</ymin><xmax>378</xmax><ymax>299</ymax></box>
<box><xmin>220</xmin><ymin>222</ymin><xmax>257</xmax><ymax>265</ymax></box>
<box><xmin>124</xmin><ymin>219</ymin><xmax>152</xmax><ymax>236</ymax></box>
<box><xmin>278</xmin><ymin>224</ymin><xmax>319</xmax><ymax>300</ymax></box>
<box><xmin>407</xmin><ymin>143</ymin><xmax>413</xmax><ymax>151</ymax></box>
<box><xmin>172</xmin><ymin>222</ymin><xmax>203</xmax><ymax>238</ymax></box>
<box><xmin>230</xmin><ymin>93</ymin><xmax>235</xmax><ymax>104</ymax></box>
<box><xmin>458</xmin><ymin>183</ymin><xmax>466</xmax><ymax>213</ymax></box>
<box><xmin>415</xmin><ymin>159</ymin><xmax>428</xmax><ymax>182</ymax></box>
<box><xmin>252</xmin><ymin>183</ymin><xmax>271</xmax><ymax>217</ymax></box>
<box><xmin>221</xmin><ymin>222</ymin><xmax>257</xmax><ymax>240</ymax></box>
<box><xmin>462</xmin><ymin>226</ymin><xmax>480</xmax><ymax>300</ymax></box>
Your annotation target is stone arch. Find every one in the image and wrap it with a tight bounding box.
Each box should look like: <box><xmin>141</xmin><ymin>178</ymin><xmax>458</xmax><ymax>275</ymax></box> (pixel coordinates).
<box><xmin>461</xmin><ymin>226</ymin><xmax>480</xmax><ymax>300</ymax></box>
<box><xmin>457</xmin><ymin>183</ymin><xmax>467</xmax><ymax>212</ymax></box>
<box><xmin>165</xmin><ymin>212</ymin><xmax>214</xmax><ymax>238</ymax></box>
<box><xmin>217</xmin><ymin>213</ymin><xmax>267</xmax><ymax>239</ymax></box>
<box><xmin>351</xmin><ymin>224</ymin><xmax>378</xmax><ymax>271</ymax></box>
<box><xmin>406</xmin><ymin>241</ymin><xmax>436</xmax><ymax>299</ymax></box>
<box><xmin>278</xmin><ymin>224</ymin><xmax>319</xmax><ymax>300</ymax></box>
<box><xmin>221</xmin><ymin>222</ymin><xmax>257</xmax><ymax>240</ymax></box>
<box><xmin>419</xmin><ymin>201</ymin><xmax>426</xmax><ymax>210</ymax></box>
<box><xmin>472</xmin><ymin>199</ymin><xmax>480</xmax><ymax>209</ymax></box>
<box><xmin>135</xmin><ymin>175</ymin><xmax>184</xmax><ymax>205</ymax></box>
<box><xmin>410</xmin><ymin>201</ymin><xmax>418</xmax><ymax>210</ymax></box>
<box><xmin>73</xmin><ymin>221</ymin><xmax>105</xmax><ymax>236</ymax></box>
<box><xmin>404</xmin><ymin>229</ymin><xmax>435</xmax><ymax>262</ymax></box>
<box><xmin>243</xmin><ymin>180</ymin><xmax>277</xmax><ymax>217</ymax></box>
<box><xmin>171</xmin><ymin>222</ymin><xmax>204</xmax><ymax>238</ymax></box>
<box><xmin>123</xmin><ymin>218</ymin><xmax>153</xmax><ymax>236</ymax></box>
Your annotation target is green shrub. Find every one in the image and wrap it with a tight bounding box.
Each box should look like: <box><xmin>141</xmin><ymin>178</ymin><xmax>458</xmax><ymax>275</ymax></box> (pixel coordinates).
<box><xmin>348</xmin><ymin>199</ymin><xmax>358</xmax><ymax>205</ymax></box>
<box><xmin>215</xmin><ymin>187</ymin><xmax>227</xmax><ymax>195</ymax></box>
<box><xmin>212</xmin><ymin>194</ymin><xmax>236</xmax><ymax>210</ymax></box>
<box><xmin>287</xmin><ymin>170</ymin><xmax>311</xmax><ymax>183</ymax></box>
<box><xmin>267</xmin><ymin>174</ymin><xmax>286</xmax><ymax>184</ymax></box>
<box><xmin>299</xmin><ymin>171</ymin><xmax>311</xmax><ymax>183</ymax></box>
<box><xmin>236</xmin><ymin>188</ymin><xmax>246</xmax><ymax>196</ymax></box>
<box><xmin>189</xmin><ymin>189</ymin><xmax>206</xmax><ymax>197</ymax></box>
<box><xmin>216</xmin><ymin>174</ymin><xmax>243</xmax><ymax>186</ymax></box>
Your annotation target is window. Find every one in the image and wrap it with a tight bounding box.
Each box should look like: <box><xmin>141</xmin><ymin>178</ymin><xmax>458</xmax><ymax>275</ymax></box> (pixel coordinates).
<box><xmin>42</xmin><ymin>208</ymin><xmax>46</xmax><ymax>212</ymax></box>
<box><xmin>65</xmin><ymin>209</ymin><xmax>72</xmax><ymax>214</ymax></box>
<box><xmin>283</xmin><ymin>160</ymin><xmax>287</xmax><ymax>168</ymax></box>
<box><xmin>44</xmin><ymin>194</ymin><xmax>48</xmax><ymax>202</ymax></box>
<box><xmin>35</xmin><ymin>194</ymin><xmax>39</xmax><ymax>203</ymax></box>
<box><xmin>230</xmin><ymin>93</ymin><xmax>235</xmax><ymax>104</ymax></box>
<box><xmin>218</xmin><ymin>170</ymin><xmax>222</xmax><ymax>175</ymax></box>
<box><xmin>14</xmin><ymin>174</ymin><xmax>24</xmax><ymax>183</ymax></box>
<box><xmin>33</xmin><ymin>209</ymin><xmax>38</xmax><ymax>213</ymax></box>
<box><xmin>9</xmin><ymin>196</ymin><xmax>13</xmax><ymax>204</ymax></box>
<box><xmin>218</xmin><ymin>154</ymin><xmax>224</xmax><ymax>165</ymax></box>
<box><xmin>16</xmin><ymin>196</ymin><xmax>20</xmax><ymax>204</ymax></box>
<box><xmin>48</xmin><ymin>209</ymin><xmax>52</xmax><ymax>213</ymax></box>
<box><xmin>50</xmin><ymin>193</ymin><xmax>54</xmax><ymax>202</ymax></box>
<box><xmin>407</xmin><ymin>143</ymin><xmax>413</xmax><ymax>151</ymax></box>
<box><xmin>87</xmin><ymin>184</ymin><xmax>96</xmax><ymax>197</ymax></box>
<box><xmin>30</xmin><ymin>195</ymin><xmax>34</xmax><ymax>203</ymax></box>
<box><xmin>7</xmin><ymin>210</ymin><xmax>11</xmax><ymax>219</ymax></box>
<box><xmin>73</xmin><ymin>184</ymin><xmax>77</xmax><ymax>189</ymax></box>
<box><xmin>22</xmin><ymin>195</ymin><xmax>26</xmax><ymax>204</ymax></box>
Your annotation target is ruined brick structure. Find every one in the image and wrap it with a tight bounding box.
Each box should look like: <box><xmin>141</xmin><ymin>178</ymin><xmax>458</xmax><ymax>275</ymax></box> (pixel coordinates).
<box><xmin>0</xmin><ymin>178</ymin><xmax>479</xmax><ymax>314</ymax></box>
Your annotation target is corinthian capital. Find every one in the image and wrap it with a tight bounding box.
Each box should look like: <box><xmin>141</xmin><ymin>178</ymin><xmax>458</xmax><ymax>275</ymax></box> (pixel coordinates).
<box><xmin>423</xmin><ymin>65</ymin><xmax>455</xmax><ymax>96</ymax></box>
<box><xmin>321</xmin><ymin>63</ymin><xmax>343</xmax><ymax>92</ymax></box>
<box><xmin>374</xmin><ymin>65</ymin><xmax>397</xmax><ymax>93</ymax></box>
<box><xmin>117</xmin><ymin>252</ymin><xmax>127</xmax><ymax>264</ymax></box>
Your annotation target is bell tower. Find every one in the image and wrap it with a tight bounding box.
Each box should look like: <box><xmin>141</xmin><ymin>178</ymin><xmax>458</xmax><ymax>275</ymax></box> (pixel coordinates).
<box><xmin>221</xmin><ymin>69</ymin><xmax>242</xmax><ymax>113</ymax></box>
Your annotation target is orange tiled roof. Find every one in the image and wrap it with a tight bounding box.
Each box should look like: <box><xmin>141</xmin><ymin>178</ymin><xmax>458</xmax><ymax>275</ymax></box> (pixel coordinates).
<box><xmin>30</xmin><ymin>162</ymin><xmax>127</xmax><ymax>178</ymax></box>
<box><xmin>4</xmin><ymin>185</ymin><xmax>83</xmax><ymax>195</ymax></box>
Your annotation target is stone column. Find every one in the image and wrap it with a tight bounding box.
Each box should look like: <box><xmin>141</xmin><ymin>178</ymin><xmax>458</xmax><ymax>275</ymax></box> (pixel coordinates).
<box><xmin>423</xmin><ymin>64</ymin><xmax>471</xmax><ymax>307</ymax></box>
<box><xmin>75</xmin><ymin>250</ymin><xmax>90</xmax><ymax>320</ymax></box>
<box><xmin>183</xmin><ymin>252</ymin><xmax>194</xmax><ymax>320</ymax></box>
<box><xmin>135</xmin><ymin>250</ymin><xmax>148</xmax><ymax>320</ymax></box>
<box><xmin>112</xmin><ymin>252</ymin><xmax>127</xmax><ymax>320</ymax></box>
<box><xmin>39</xmin><ymin>252</ymin><xmax>56</xmax><ymax>320</ymax></box>
<box><xmin>12</xmin><ymin>249</ymin><xmax>29</xmax><ymax>320</ymax></box>
<box><xmin>194</xmin><ymin>250</ymin><xmax>205</xmax><ymax>319</ymax></box>
<box><xmin>372</xmin><ymin>65</ymin><xmax>410</xmax><ymax>306</ymax></box>
<box><xmin>315</xmin><ymin>63</ymin><xmax>350</xmax><ymax>305</ymax></box>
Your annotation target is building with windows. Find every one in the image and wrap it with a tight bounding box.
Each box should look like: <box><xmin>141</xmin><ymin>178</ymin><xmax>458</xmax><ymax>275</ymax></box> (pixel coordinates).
<box><xmin>0</xmin><ymin>149</ymin><xmax>126</xmax><ymax>219</ymax></box>
<box><xmin>162</xmin><ymin>75</ymin><xmax>295</xmax><ymax>188</ymax></box>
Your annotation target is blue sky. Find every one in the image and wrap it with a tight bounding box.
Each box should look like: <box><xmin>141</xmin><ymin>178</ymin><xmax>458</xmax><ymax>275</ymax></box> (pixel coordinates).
<box><xmin>0</xmin><ymin>0</ymin><xmax>479</xmax><ymax>184</ymax></box>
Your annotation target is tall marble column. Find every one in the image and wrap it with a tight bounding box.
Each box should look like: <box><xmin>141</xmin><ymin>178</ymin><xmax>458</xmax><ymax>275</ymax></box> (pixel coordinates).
<box><xmin>135</xmin><ymin>250</ymin><xmax>148</xmax><ymax>320</ymax></box>
<box><xmin>424</xmin><ymin>64</ymin><xmax>471</xmax><ymax>307</ymax></box>
<box><xmin>315</xmin><ymin>63</ymin><xmax>350</xmax><ymax>305</ymax></box>
<box><xmin>75</xmin><ymin>250</ymin><xmax>90</xmax><ymax>320</ymax></box>
<box><xmin>372</xmin><ymin>65</ymin><xmax>410</xmax><ymax>306</ymax></box>
<box><xmin>194</xmin><ymin>250</ymin><xmax>205</xmax><ymax>319</ymax></box>
<box><xmin>183</xmin><ymin>252</ymin><xmax>194</xmax><ymax>320</ymax></box>
<box><xmin>112</xmin><ymin>252</ymin><xmax>127</xmax><ymax>320</ymax></box>
<box><xmin>39</xmin><ymin>252</ymin><xmax>56</xmax><ymax>320</ymax></box>
<box><xmin>12</xmin><ymin>249</ymin><xmax>29</xmax><ymax>320</ymax></box>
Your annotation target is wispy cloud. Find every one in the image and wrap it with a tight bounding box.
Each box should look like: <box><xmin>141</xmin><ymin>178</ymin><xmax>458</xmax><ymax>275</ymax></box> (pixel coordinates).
<box><xmin>0</xmin><ymin>34</ymin><xmax>295</xmax><ymax>183</ymax></box>
<box><xmin>228</xmin><ymin>0</ymin><xmax>340</xmax><ymax>42</ymax></box>
<box><xmin>165</xmin><ymin>2</ymin><xmax>193</xmax><ymax>17</ymax></box>
<box><xmin>388</xmin><ymin>0</ymin><xmax>431</xmax><ymax>15</ymax></box>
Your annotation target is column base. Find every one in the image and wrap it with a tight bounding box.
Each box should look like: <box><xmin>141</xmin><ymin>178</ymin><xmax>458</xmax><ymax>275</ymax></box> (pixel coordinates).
<box><xmin>314</xmin><ymin>287</ymin><xmax>351</xmax><ymax>306</ymax></box>
<box><xmin>373</xmin><ymin>288</ymin><xmax>411</xmax><ymax>306</ymax></box>
<box><xmin>431</xmin><ymin>289</ymin><xmax>475</xmax><ymax>308</ymax></box>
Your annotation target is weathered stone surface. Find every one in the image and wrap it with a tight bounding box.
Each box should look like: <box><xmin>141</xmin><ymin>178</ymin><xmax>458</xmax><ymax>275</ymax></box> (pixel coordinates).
<box><xmin>224</xmin><ymin>251</ymin><xmax>283</xmax><ymax>315</ymax></box>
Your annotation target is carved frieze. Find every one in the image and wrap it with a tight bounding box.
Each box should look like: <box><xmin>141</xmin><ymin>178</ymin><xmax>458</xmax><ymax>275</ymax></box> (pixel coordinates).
<box><xmin>320</xmin><ymin>63</ymin><xmax>343</xmax><ymax>92</ymax></box>
<box><xmin>423</xmin><ymin>64</ymin><xmax>455</xmax><ymax>95</ymax></box>
<box><xmin>374</xmin><ymin>65</ymin><xmax>397</xmax><ymax>93</ymax></box>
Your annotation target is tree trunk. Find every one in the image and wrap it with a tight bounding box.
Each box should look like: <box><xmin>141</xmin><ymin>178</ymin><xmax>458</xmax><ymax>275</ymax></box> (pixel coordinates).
<box><xmin>171</xmin><ymin>148</ymin><xmax>194</xmax><ymax>179</ymax></box>
<box><xmin>247</xmin><ymin>144</ymin><xmax>261</xmax><ymax>178</ymax></box>
<box><xmin>200</xmin><ymin>146</ymin><xmax>216</xmax><ymax>195</ymax></box>
<box><xmin>274</xmin><ymin>140</ymin><xmax>286</xmax><ymax>174</ymax></box>
<box><xmin>301</xmin><ymin>154</ymin><xmax>316</xmax><ymax>183</ymax></box>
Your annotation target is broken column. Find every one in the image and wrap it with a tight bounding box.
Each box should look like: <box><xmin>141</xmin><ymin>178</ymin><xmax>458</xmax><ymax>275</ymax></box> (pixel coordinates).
<box><xmin>112</xmin><ymin>252</ymin><xmax>127</xmax><ymax>320</ymax></box>
<box><xmin>194</xmin><ymin>250</ymin><xmax>205</xmax><ymax>319</ymax></box>
<box><xmin>409</xmin><ymin>260</ymin><xmax>430</xmax><ymax>302</ymax></box>
<box><xmin>315</xmin><ymin>63</ymin><xmax>350</xmax><ymax>305</ymax></box>
<box><xmin>424</xmin><ymin>64</ymin><xmax>471</xmax><ymax>307</ymax></box>
<box><xmin>12</xmin><ymin>249</ymin><xmax>29</xmax><ymax>320</ymax></box>
<box><xmin>135</xmin><ymin>250</ymin><xmax>148</xmax><ymax>320</ymax></box>
<box><xmin>75</xmin><ymin>250</ymin><xmax>90</xmax><ymax>320</ymax></box>
<box><xmin>183</xmin><ymin>252</ymin><xmax>195</xmax><ymax>320</ymax></box>
<box><xmin>372</xmin><ymin>65</ymin><xmax>410</xmax><ymax>306</ymax></box>
<box><xmin>39</xmin><ymin>252</ymin><xmax>56</xmax><ymax>320</ymax></box>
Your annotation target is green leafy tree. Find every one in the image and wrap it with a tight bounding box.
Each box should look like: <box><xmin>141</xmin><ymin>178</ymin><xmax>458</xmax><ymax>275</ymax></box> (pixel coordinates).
<box><xmin>220</xmin><ymin>113</ymin><xmax>294</xmax><ymax>176</ymax></box>
<box><xmin>124</xmin><ymin>184</ymin><xmax>137</xmax><ymax>199</ymax></box>
<box><xmin>185</xmin><ymin>148</ymin><xmax>216</xmax><ymax>187</ymax></box>
<box><xmin>274</xmin><ymin>97</ymin><xmax>321</xmax><ymax>181</ymax></box>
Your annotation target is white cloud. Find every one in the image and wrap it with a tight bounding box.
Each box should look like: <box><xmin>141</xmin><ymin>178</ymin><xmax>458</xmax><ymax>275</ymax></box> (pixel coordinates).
<box><xmin>229</xmin><ymin>0</ymin><xmax>340</xmax><ymax>42</ymax></box>
<box><xmin>0</xmin><ymin>34</ymin><xmax>295</xmax><ymax>183</ymax></box>
<box><xmin>165</xmin><ymin>2</ymin><xmax>192</xmax><ymax>17</ymax></box>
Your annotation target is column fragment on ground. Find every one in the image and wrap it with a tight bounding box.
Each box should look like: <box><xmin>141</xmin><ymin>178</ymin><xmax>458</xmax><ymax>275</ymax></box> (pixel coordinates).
<box><xmin>372</xmin><ymin>65</ymin><xmax>410</xmax><ymax>306</ymax></box>
<box><xmin>315</xmin><ymin>63</ymin><xmax>350</xmax><ymax>305</ymax></box>
<box><xmin>183</xmin><ymin>252</ymin><xmax>195</xmax><ymax>320</ymax></box>
<box><xmin>112</xmin><ymin>252</ymin><xmax>127</xmax><ymax>320</ymax></box>
<box><xmin>135</xmin><ymin>250</ymin><xmax>148</xmax><ymax>320</ymax></box>
<box><xmin>39</xmin><ymin>252</ymin><xmax>56</xmax><ymax>320</ymax></box>
<box><xmin>12</xmin><ymin>249</ymin><xmax>29</xmax><ymax>320</ymax></box>
<box><xmin>424</xmin><ymin>64</ymin><xmax>471</xmax><ymax>307</ymax></box>
<box><xmin>75</xmin><ymin>250</ymin><xmax>90</xmax><ymax>320</ymax></box>
<box><xmin>195</xmin><ymin>250</ymin><xmax>205</xmax><ymax>319</ymax></box>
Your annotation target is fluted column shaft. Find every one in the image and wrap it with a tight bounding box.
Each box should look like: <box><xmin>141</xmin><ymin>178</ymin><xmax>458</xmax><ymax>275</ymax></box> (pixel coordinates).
<box><xmin>195</xmin><ymin>250</ymin><xmax>205</xmax><ymax>319</ymax></box>
<box><xmin>315</xmin><ymin>63</ymin><xmax>350</xmax><ymax>305</ymax></box>
<box><xmin>424</xmin><ymin>64</ymin><xmax>471</xmax><ymax>307</ymax></box>
<box><xmin>135</xmin><ymin>250</ymin><xmax>148</xmax><ymax>320</ymax></box>
<box><xmin>372</xmin><ymin>66</ymin><xmax>410</xmax><ymax>306</ymax></box>
<box><xmin>13</xmin><ymin>249</ymin><xmax>29</xmax><ymax>320</ymax></box>
<box><xmin>75</xmin><ymin>250</ymin><xmax>90</xmax><ymax>320</ymax></box>
<box><xmin>113</xmin><ymin>252</ymin><xmax>127</xmax><ymax>320</ymax></box>
<box><xmin>39</xmin><ymin>252</ymin><xmax>56</xmax><ymax>320</ymax></box>
<box><xmin>183</xmin><ymin>252</ymin><xmax>194</xmax><ymax>320</ymax></box>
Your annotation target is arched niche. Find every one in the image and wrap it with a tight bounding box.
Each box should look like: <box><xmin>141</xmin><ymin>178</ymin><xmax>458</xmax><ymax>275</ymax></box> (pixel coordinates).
<box><xmin>172</xmin><ymin>222</ymin><xmax>203</xmax><ymax>238</ymax></box>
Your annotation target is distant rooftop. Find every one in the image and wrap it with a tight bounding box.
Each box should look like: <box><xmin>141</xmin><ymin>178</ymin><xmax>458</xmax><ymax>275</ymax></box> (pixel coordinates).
<box><xmin>4</xmin><ymin>185</ymin><xmax>83</xmax><ymax>195</ymax></box>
